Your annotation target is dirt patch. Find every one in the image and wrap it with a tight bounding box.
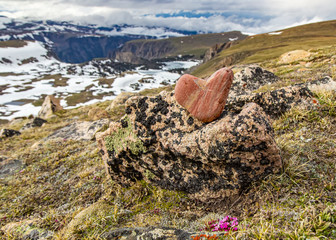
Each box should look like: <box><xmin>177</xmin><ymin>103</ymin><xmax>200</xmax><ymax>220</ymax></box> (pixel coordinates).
<box><xmin>14</xmin><ymin>86</ymin><xmax>34</xmax><ymax>92</ymax></box>
<box><xmin>94</xmin><ymin>77</ymin><xmax>116</xmax><ymax>87</ymax></box>
<box><xmin>0</xmin><ymin>40</ymin><xmax>27</xmax><ymax>48</ymax></box>
<box><xmin>0</xmin><ymin>72</ymin><xmax>24</xmax><ymax>77</ymax></box>
<box><xmin>20</xmin><ymin>57</ymin><xmax>38</xmax><ymax>65</ymax></box>
<box><xmin>65</xmin><ymin>90</ymin><xmax>112</xmax><ymax>106</ymax></box>
<box><xmin>138</xmin><ymin>77</ymin><xmax>154</xmax><ymax>83</ymax></box>
<box><xmin>0</xmin><ymin>84</ymin><xmax>10</xmax><ymax>95</ymax></box>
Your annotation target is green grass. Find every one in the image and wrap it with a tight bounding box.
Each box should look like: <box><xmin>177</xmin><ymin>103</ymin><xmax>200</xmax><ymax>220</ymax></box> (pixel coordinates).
<box><xmin>2</xmin><ymin>86</ymin><xmax>335</xmax><ymax>239</ymax></box>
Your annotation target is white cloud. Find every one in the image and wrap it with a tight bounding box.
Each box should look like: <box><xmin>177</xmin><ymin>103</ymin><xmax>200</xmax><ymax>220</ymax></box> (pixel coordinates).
<box><xmin>0</xmin><ymin>0</ymin><xmax>335</xmax><ymax>34</ymax></box>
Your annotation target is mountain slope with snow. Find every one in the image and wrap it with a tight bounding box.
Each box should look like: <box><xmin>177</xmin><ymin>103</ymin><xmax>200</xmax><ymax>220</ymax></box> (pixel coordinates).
<box><xmin>0</xmin><ymin>40</ymin><xmax>200</xmax><ymax>120</ymax></box>
<box><xmin>0</xmin><ymin>16</ymin><xmax>198</xmax><ymax>63</ymax></box>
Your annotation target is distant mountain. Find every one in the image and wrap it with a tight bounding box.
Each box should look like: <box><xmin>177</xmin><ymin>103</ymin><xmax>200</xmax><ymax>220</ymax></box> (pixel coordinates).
<box><xmin>113</xmin><ymin>31</ymin><xmax>247</xmax><ymax>64</ymax></box>
<box><xmin>0</xmin><ymin>16</ymin><xmax>199</xmax><ymax>63</ymax></box>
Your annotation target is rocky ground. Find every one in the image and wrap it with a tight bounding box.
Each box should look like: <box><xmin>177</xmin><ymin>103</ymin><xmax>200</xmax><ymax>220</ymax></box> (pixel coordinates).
<box><xmin>0</xmin><ymin>45</ymin><xmax>336</xmax><ymax>240</ymax></box>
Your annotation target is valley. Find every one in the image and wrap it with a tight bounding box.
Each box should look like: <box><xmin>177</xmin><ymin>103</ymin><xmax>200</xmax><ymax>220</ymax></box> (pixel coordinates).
<box><xmin>0</xmin><ymin>40</ymin><xmax>200</xmax><ymax>121</ymax></box>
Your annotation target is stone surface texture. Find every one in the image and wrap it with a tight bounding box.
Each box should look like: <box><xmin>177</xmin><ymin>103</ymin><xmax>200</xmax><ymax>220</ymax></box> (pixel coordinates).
<box><xmin>229</xmin><ymin>65</ymin><xmax>280</xmax><ymax>98</ymax></box>
<box><xmin>37</xmin><ymin>95</ymin><xmax>63</xmax><ymax>119</ymax></box>
<box><xmin>0</xmin><ymin>158</ymin><xmax>23</xmax><ymax>178</ymax></box>
<box><xmin>97</xmin><ymin>91</ymin><xmax>282</xmax><ymax>203</ymax></box>
<box><xmin>46</xmin><ymin>119</ymin><xmax>109</xmax><ymax>141</ymax></box>
<box><xmin>226</xmin><ymin>85</ymin><xmax>316</xmax><ymax>118</ymax></box>
<box><xmin>106</xmin><ymin>92</ymin><xmax>139</xmax><ymax>111</ymax></box>
<box><xmin>101</xmin><ymin>226</ymin><xmax>200</xmax><ymax>240</ymax></box>
<box><xmin>174</xmin><ymin>67</ymin><xmax>234</xmax><ymax>122</ymax></box>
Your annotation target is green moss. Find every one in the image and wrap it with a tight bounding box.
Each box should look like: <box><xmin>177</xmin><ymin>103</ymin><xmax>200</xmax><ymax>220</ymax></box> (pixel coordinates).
<box><xmin>104</xmin><ymin>116</ymin><xmax>146</xmax><ymax>155</ymax></box>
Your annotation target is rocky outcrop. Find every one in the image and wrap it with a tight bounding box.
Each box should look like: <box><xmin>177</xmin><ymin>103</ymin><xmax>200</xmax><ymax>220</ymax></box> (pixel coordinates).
<box><xmin>175</xmin><ymin>68</ymin><xmax>234</xmax><ymax>122</ymax></box>
<box><xmin>97</xmin><ymin>91</ymin><xmax>282</xmax><ymax>204</ymax></box>
<box><xmin>203</xmin><ymin>42</ymin><xmax>233</xmax><ymax>63</ymax></box>
<box><xmin>37</xmin><ymin>95</ymin><xmax>63</xmax><ymax>119</ymax></box>
<box><xmin>46</xmin><ymin>119</ymin><xmax>108</xmax><ymax>141</ymax></box>
<box><xmin>114</xmin><ymin>40</ymin><xmax>175</xmax><ymax>63</ymax></box>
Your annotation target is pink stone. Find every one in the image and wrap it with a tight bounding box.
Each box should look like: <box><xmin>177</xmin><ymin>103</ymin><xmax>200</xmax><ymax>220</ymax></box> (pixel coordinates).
<box><xmin>174</xmin><ymin>67</ymin><xmax>234</xmax><ymax>122</ymax></box>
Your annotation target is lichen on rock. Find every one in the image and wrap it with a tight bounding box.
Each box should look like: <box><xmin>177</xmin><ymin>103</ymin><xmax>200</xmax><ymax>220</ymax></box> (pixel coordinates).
<box><xmin>104</xmin><ymin>116</ymin><xmax>146</xmax><ymax>155</ymax></box>
<box><xmin>97</xmin><ymin>90</ymin><xmax>282</xmax><ymax>204</ymax></box>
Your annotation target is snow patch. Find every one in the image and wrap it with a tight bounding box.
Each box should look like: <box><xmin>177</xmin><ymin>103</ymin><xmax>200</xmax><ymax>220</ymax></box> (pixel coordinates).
<box><xmin>268</xmin><ymin>31</ymin><xmax>283</xmax><ymax>35</ymax></box>
<box><xmin>229</xmin><ymin>37</ymin><xmax>238</xmax><ymax>41</ymax></box>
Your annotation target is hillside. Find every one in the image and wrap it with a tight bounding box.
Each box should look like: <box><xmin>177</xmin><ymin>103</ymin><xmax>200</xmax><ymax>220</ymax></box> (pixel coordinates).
<box><xmin>1</xmin><ymin>20</ymin><xmax>336</xmax><ymax>239</ymax></box>
<box><xmin>192</xmin><ymin>19</ymin><xmax>336</xmax><ymax>78</ymax></box>
<box><xmin>114</xmin><ymin>31</ymin><xmax>247</xmax><ymax>63</ymax></box>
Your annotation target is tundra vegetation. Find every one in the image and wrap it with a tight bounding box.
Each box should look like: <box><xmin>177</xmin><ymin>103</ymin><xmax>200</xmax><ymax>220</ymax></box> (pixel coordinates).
<box><xmin>1</xmin><ymin>25</ymin><xmax>336</xmax><ymax>239</ymax></box>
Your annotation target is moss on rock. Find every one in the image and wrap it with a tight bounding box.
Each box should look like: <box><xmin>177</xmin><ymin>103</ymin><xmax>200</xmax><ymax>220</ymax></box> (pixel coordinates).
<box><xmin>104</xmin><ymin>116</ymin><xmax>146</xmax><ymax>155</ymax></box>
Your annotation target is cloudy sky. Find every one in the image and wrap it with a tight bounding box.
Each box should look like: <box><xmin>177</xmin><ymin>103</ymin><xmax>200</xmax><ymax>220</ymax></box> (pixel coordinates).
<box><xmin>0</xmin><ymin>0</ymin><xmax>335</xmax><ymax>34</ymax></box>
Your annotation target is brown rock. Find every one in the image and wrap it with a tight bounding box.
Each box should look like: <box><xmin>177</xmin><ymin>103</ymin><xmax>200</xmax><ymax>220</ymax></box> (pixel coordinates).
<box><xmin>278</xmin><ymin>50</ymin><xmax>311</xmax><ymax>64</ymax></box>
<box><xmin>37</xmin><ymin>95</ymin><xmax>63</xmax><ymax>119</ymax></box>
<box><xmin>97</xmin><ymin>91</ymin><xmax>282</xmax><ymax>204</ymax></box>
<box><xmin>174</xmin><ymin>67</ymin><xmax>234</xmax><ymax>122</ymax></box>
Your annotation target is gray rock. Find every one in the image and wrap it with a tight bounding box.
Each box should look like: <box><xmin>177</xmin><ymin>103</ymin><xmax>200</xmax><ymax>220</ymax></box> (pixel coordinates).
<box><xmin>304</xmin><ymin>76</ymin><xmax>336</xmax><ymax>92</ymax></box>
<box><xmin>22</xmin><ymin>229</ymin><xmax>53</xmax><ymax>240</ymax></box>
<box><xmin>23</xmin><ymin>229</ymin><xmax>39</xmax><ymax>240</ymax></box>
<box><xmin>101</xmin><ymin>227</ymin><xmax>193</xmax><ymax>240</ymax></box>
<box><xmin>46</xmin><ymin>119</ymin><xmax>109</xmax><ymax>141</ymax></box>
<box><xmin>226</xmin><ymin>85</ymin><xmax>315</xmax><ymax>118</ymax></box>
<box><xmin>0</xmin><ymin>158</ymin><xmax>23</xmax><ymax>178</ymax></box>
<box><xmin>230</xmin><ymin>65</ymin><xmax>280</xmax><ymax>98</ymax></box>
<box><xmin>226</xmin><ymin>76</ymin><xmax>336</xmax><ymax>118</ymax></box>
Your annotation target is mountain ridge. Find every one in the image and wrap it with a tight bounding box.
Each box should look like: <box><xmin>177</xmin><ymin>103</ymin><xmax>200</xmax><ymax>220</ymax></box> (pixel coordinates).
<box><xmin>0</xmin><ymin>16</ymin><xmax>200</xmax><ymax>63</ymax></box>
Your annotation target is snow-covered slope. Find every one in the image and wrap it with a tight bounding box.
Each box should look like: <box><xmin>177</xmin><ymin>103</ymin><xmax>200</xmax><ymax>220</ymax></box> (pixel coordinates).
<box><xmin>0</xmin><ymin>40</ymin><xmax>199</xmax><ymax>120</ymax></box>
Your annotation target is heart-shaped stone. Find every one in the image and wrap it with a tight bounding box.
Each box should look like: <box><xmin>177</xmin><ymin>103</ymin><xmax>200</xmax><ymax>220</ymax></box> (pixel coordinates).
<box><xmin>174</xmin><ymin>67</ymin><xmax>233</xmax><ymax>122</ymax></box>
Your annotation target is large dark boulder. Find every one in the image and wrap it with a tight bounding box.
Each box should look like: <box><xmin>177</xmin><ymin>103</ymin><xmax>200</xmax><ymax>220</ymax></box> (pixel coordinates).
<box><xmin>97</xmin><ymin>91</ymin><xmax>282</xmax><ymax>204</ymax></box>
